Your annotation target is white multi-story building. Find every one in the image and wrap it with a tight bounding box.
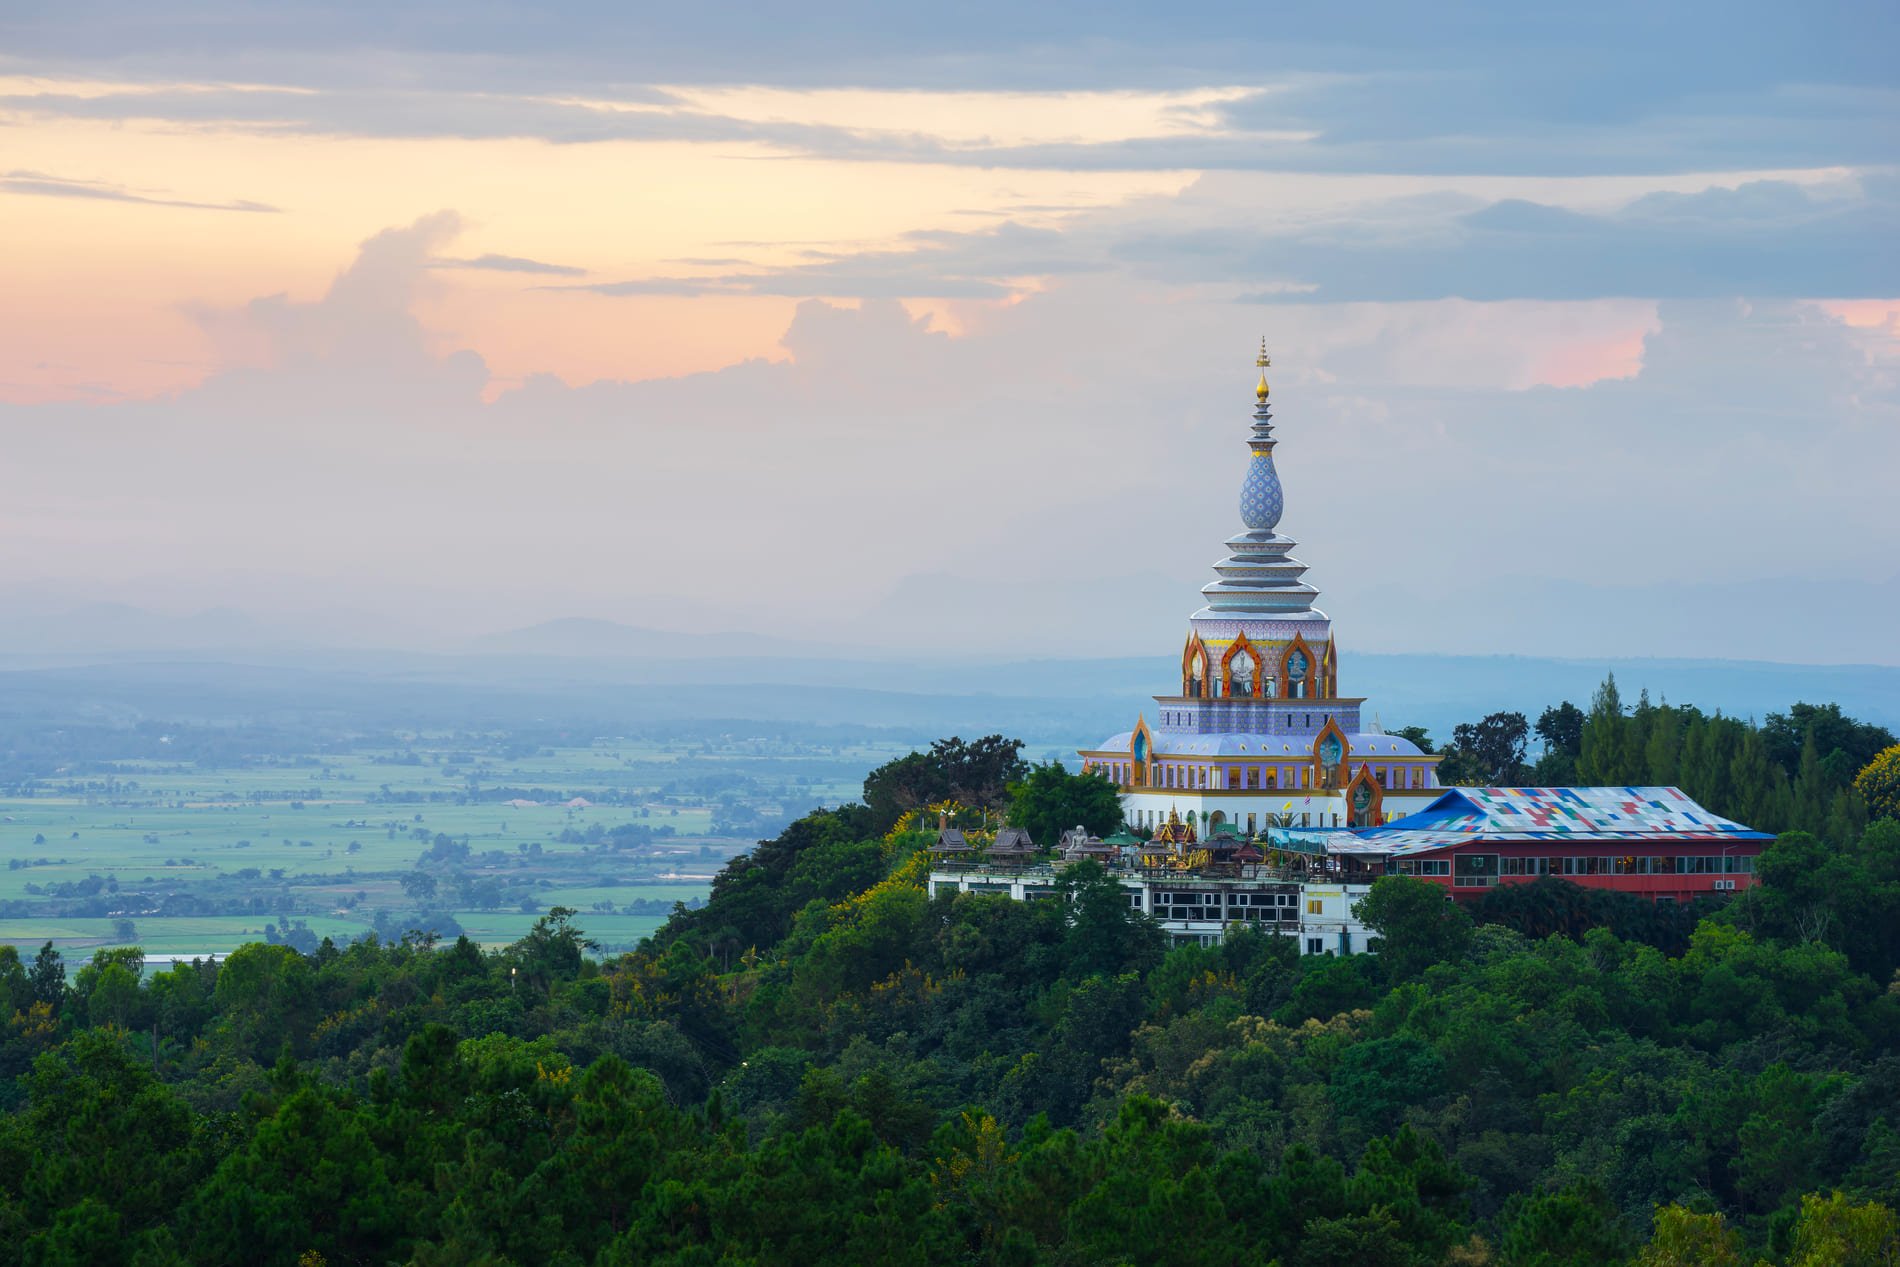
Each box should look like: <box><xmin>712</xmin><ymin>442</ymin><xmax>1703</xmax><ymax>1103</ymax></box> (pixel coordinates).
<box><xmin>925</xmin><ymin>862</ymin><xmax>1375</xmax><ymax>955</ymax></box>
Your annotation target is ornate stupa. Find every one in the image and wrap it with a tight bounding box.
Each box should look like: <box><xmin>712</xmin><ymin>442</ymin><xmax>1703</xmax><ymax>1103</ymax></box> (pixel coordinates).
<box><xmin>1079</xmin><ymin>344</ymin><xmax>1444</xmax><ymax>837</ymax></box>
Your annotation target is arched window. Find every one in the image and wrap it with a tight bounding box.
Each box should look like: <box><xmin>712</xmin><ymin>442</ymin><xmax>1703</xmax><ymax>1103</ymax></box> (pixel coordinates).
<box><xmin>1347</xmin><ymin>770</ymin><xmax>1381</xmax><ymax>827</ymax></box>
<box><xmin>1230</xmin><ymin>648</ymin><xmax>1256</xmax><ymax>697</ymax></box>
<box><xmin>1285</xmin><ymin>648</ymin><xmax>1309</xmax><ymax>699</ymax></box>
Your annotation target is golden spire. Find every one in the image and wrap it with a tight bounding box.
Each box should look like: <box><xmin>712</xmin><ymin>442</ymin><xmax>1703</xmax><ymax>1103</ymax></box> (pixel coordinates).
<box><xmin>1255</xmin><ymin>337</ymin><xmax>1271</xmax><ymax>401</ymax></box>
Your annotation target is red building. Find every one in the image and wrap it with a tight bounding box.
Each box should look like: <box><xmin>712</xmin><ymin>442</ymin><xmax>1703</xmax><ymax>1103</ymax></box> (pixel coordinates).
<box><xmin>1345</xmin><ymin>786</ymin><xmax>1772</xmax><ymax>905</ymax></box>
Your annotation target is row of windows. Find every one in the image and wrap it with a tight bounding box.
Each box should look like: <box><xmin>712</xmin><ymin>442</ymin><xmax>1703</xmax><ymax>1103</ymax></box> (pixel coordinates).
<box><xmin>1154</xmin><ymin>891</ymin><xmax>1299</xmax><ymax>908</ymax></box>
<box><xmin>1162</xmin><ymin>906</ymin><xmax>1299</xmax><ymax>923</ymax></box>
<box><xmin>1167</xmin><ymin>933</ymin><xmax>1347</xmax><ymax>956</ymax></box>
<box><xmin>1141</xmin><ymin>762</ymin><xmax>1428</xmax><ymax>792</ymax></box>
<box><xmin>1398</xmin><ymin>854</ymin><xmax>1757</xmax><ymax>879</ymax></box>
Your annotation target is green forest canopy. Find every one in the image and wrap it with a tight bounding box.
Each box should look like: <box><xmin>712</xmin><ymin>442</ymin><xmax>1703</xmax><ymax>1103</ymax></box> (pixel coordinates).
<box><xmin>1</xmin><ymin>684</ymin><xmax>1898</xmax><ymax>1265</ymax></box>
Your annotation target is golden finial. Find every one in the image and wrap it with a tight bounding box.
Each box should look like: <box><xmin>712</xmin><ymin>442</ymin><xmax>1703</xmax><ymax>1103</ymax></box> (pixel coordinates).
<box><xmin>1255</xmin><ymin>338</ymin><xmax>1271</xmax><ymax>400</ymax></box>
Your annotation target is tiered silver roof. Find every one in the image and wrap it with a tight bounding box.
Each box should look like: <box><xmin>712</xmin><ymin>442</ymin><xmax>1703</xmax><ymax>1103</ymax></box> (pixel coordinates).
<box><xmin>1194</xmin><ymin>344</ymin><xmax>1326</xmax><ymax>622</ymax></box>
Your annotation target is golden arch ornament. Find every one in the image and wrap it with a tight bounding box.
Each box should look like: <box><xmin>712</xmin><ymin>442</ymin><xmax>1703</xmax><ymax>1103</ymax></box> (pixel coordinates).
<box><xmin>1220</xmin><ymin>632</ymin><xmax>1266</xmax><ymax>699</ymax></box>
<box><xmin>1279</xmin><ymin>631</ymin><xmax>1320</xmax><ymax>700</ymax></box>
<box><xmin>1129</xmin><ymin>716</ymin><xmax>1155</xmax><ymax>788</ymax></box>
<box><xmin>1312</xmin><ymin>716</ymin><xmax>1351</xmax><ymax>790</ymax></box>
<box><xmin>1344</xmin><ymin>762</ymin><xmax>1385</xmax><ymax>827</ymax></box>
<box><xmin>1181</xmin><ymin>634</ymin><xmax>1212</xmax><ymax>699</ymax></box>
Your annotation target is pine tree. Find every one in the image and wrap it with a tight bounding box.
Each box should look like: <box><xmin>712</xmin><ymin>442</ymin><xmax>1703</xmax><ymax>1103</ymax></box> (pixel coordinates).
<box><xmin>29</xmin><ymin>940</ymin><xmax>65</xmax><ymax>1008</ymax></box>
<box><xmin>1678</xmin><ymin>714</ymin><xmax>1711</xmax><ymax>803</ymax></box>
<box><xmin>1824</xmin><ymin>786</ymin><xmax>1868</xmax><ymax>849</ymax></box>
<box><xmin>1698</xmin><ymin>717</ymin><xmax>1744</xmax><ymax>821</ymax></box>
<box><xmin>1791</xmin><ymin>735</ymin><xmax>1834</xmax><ymax>836</ymax></box>
<box><xmin>1728</xmin><ymin>727</ymin><xmax>1786</xmax><ymax>833</ymax></box>
<box><xmin>1580</xmin><ymin>674</ymin><xmax>1626</xmax><ymax>785</ymax></box>
<box><xmin>1644</xmin><ymin>704</ymin><xmax>1683</xmax><ymax>787</ymax></box>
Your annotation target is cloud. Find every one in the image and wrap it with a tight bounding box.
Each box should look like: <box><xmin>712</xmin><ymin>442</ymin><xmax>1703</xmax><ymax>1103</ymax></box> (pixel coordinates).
<box><xmin>0</xmin><ymin>170</ymin><xmax>279</xmax><ymax>212</ymax></box>
<box><xmin>4</xmin><ymin>205</ymin><xmax>1893</xmax><ymax>663</ymax></box>
<box><xmin>535</xmin><ymin>174</ymin><xmax>1899</xmax><ymax>308</ymax></box>
<box><xmin>1230</xmin><ymin>177</ymin><xmax>1900</xmax><ymax>302</ymax></box>
<box><xmin>5</xmin><ymin>2</ymin><xmax>1894</xmax><ymax>174</ymax></box>
<box><xmin>184</xmin><ymin>210</ymin><xmax>488</xmax><ymax>413</ymax></box>
<box><xmin>554</xmin><ymin>221</ymin><xmax>1106</xmax><ymax>300</ymax></box>
<box><xmin>431</xmin><ymin>253</ymin><xmax>587</xmax><ymax>277</ymax></box>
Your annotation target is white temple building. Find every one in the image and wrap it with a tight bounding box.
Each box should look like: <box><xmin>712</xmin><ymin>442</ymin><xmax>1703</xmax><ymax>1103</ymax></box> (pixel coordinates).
<box><xmin>1078</xmin><ymin>345</ymin><xmax>1444</xmax><ymax>840</ymax></box>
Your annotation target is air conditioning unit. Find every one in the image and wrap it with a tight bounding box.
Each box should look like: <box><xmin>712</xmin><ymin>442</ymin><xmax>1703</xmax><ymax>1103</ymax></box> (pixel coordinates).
<box><xmin>1712</xmin><ymin>879</ymin><xmax>1735</xmax><ymax>891</ymax></box>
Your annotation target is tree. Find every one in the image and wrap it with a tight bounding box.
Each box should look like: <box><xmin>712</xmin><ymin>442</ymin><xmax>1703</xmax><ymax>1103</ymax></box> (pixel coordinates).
<box><xmin>1855</xmin><ymin>744</ymin><xmax>1900</xmax><ymax>823</ymax></box>
<box><xmin>0</xmin><ymin>943</ymin><xmax>30</xmax><ymax>1016</ymax></box>
<box><xmin>1638</xmin><ymin>1205</ymin><xmax>1743</xmax><ymax>1267</ymax></box>
<box><xmin>1535</xmin><ymin>702</ymin><xmax>1585</xmax><ymax>761</ymax></box>
<box><xmin>1497</xmin><ymin>1184</ymin><xmax>1634</xmax><ymax>1266</ymax></box>
<box><xmin>29</xmin><ymin>940</ymin><xmax>65</xmax><ymax>1009</ymax></box>
<box><xmin>1533</xmin><ymin>701</ymin><xmax>1586</xmax><ymax>785</ymax></box>
<box><xmin>1448</xmin><ymin>712</ymin><xmax>1531</xmax><ymax>786</ymax></box>
<box><xmin>185</xmin><ymin>1086</ymin><xmax>403</xmax><ymax>1265</ymax></box>
<box><xmin>1056</xmin><ymin>861</ymin><xmax>1165</xmax><ymax>980</ymax></box>
<box><xmin>1330</xmin><ymin>1038</ymin><xmax>1445</xmax><ymax>1136</ymax></box>
<box><xmin>1006</xmin><ymin>761</ymin><xmax>1122</xmax><ymax>848</ymax></box>
<box><xmin>1765</xmin><ymin>703</ymin><xmax>1895</xmax><ymax>785</ymax></box>
<box><xmin>1784</xmin><ymin>1191</ymin><xmax>1900</xmax><ymax>1267</ymax></box>
<box><xmin>1579</xmin><ymin>674</ymin><xmax>1640</xmax><ymax>785</ymax></box>
<box><xmin>83</xmin><ymin>960</ymin><xmax>144</xmax><ymax>1031</ymax></box>
<box><xmin>511</xmin><ymin>906</ymin><xmax>596</xmax><ymax>992</ymax></box>
<box><xmin>1433</xmin><ymin>743</ymin><xmax>1486</xmax><ymax>787</ymax></box>
<box><xmin>1393</xmin><ymin>726</ymin><xmax>1435</xmax><ymax>755</ymax></box>
<box><xmin>399</xmin><ymin>870</ymin><xmax>438</xmax><ymax>903</ymax></box>
<box><xmin>211</xmin><ymin>942</ymin><xmax>314</xmax><ymax>1062</ymax></box>
<box><xmin>861</xmin><ymin>735</ymin><xmax>1026</xmax><ymax>831</ymax></box>
<box><xmin>1353</xmin><ymin>876</ymin><xmax>1472</xmax><ymax>980</ymax></box>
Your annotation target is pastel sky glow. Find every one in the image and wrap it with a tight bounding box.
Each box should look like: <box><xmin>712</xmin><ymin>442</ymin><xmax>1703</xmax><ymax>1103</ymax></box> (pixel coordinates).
<box><xmin>2</xmin><ymin>1</ymin><xmax>1896</xmax><ymax>662</ymax></box>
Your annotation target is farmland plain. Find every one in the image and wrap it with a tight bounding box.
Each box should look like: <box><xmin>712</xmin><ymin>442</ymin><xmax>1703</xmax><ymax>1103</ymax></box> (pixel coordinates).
<box><xmin>1</xmin><ymin>735</ymin><xmax>917</xmax><ymax>958</ymax></box>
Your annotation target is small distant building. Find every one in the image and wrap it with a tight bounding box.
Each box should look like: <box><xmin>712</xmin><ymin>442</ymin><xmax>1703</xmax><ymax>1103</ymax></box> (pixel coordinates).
<box><xmin>929</xmin><ymin>827</ymin><xmax>972</xmax><ymax>861</ymax></box>
<box><xmin>986</xmin><ymin>827</ymin><xmax>1038</xmax><ymax>866</ymax></box>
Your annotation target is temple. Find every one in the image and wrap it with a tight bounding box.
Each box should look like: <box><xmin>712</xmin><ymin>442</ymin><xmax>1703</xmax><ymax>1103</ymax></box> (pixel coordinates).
<box><xmin>927</xmin><ymin>346</ymin><xmax>1772</xmax><ymax>953</ymax></box>
<box><xmin>1076</xmin><ymin>341</ymin><xmax>1443</xmax><ymax>837</ymax></box>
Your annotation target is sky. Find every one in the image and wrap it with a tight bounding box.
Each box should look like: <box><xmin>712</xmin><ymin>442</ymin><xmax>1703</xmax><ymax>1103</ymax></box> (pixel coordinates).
<box><xmin>2</xmin><ymin>1</ymin><xmax>1897</xmax><ymax>663</ymax></box>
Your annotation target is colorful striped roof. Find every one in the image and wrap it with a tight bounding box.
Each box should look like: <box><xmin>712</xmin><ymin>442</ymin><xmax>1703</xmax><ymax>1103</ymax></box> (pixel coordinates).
<box><xmin>1346</xmin><ymin>786</ymin><xmax>1772</xmax><ymax>856</ymax></box>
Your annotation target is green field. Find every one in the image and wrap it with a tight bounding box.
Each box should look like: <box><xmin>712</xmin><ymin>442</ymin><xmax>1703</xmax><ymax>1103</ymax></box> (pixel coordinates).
<box><xmin>0</xmin><ymin>915</ymin><xmax>372</xmax><ymax>957</ymax></box>
<box><xmin>0</xmin><ymin>736</ymin><xmax>911</xmax><ymax>957</ymax></box>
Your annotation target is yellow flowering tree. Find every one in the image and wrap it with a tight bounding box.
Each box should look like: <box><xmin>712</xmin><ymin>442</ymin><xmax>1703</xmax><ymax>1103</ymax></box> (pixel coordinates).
<box><xmin>1854</xmin><ymin>743</ymin><xmax>1900</xmax><ymax>822</ymax></box>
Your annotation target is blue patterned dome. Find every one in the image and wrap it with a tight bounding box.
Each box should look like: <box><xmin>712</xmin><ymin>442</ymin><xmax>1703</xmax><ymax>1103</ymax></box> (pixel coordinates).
<box><xmin>1240</xmin><ymin>452</ymin><xmax>1284</xmax><ymax>531</ymax></box>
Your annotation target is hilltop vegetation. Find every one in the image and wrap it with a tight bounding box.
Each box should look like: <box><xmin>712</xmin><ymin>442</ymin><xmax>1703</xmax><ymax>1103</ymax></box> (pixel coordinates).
<box><xmin>0</xmin><ymin>702</ymin><xmax>1898</xmax><ymax>1263</ymax></box>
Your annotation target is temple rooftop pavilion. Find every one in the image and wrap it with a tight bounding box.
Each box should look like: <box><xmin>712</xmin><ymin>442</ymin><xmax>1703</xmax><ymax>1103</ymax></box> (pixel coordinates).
<box><xmin>931</xmin><ymin>347</ymin><xmax>1773</xmax><ymax>953</ymax></box>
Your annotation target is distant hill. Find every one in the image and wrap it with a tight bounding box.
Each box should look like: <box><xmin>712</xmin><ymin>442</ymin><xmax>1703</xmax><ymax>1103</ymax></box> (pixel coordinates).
<box><xmin>463</xmin><ymin>617</ymin><xmax>854</xmax><ymax>661</ymax></box>
<box><xmin>0</xmin><ymin>602</ymin><xmax>270</xmax><ymax>654</ymax></box>
<box><xmin>0</xmin><ymin>648</ymin><xmax>1892</xmax><ymax>756</ymax></box>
